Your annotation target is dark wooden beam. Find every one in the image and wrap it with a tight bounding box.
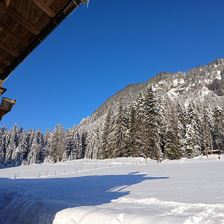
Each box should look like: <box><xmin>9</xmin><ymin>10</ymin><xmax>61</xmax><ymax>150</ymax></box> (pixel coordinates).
<box><xmin>0</xmin><ymin>86</ymin><xmax>6</xmax><ymax>96</ymax></box>
<box><xmin>0</xmin><ymin>26</ymin><xmax>27</xmax><ymax>46</ymax></box>
<box><xmin>0</xmin><ymin>2</ymin><xmax>40</xmax><ymax>35</ymax></box>
<box><xmin>0</xmin><ymin>0</ymin><xmax>86</xmax><ymax>80</ymax></box>
<box><xmin>0</xmin><ymin>56</ymin><xmax>10</xmax><ymax>66</ymax></box>
<box><xmin>32</xmin><ymin>0</ymin><xmax>56</xmax><ymax>18</ymax></box>
<box><xmin>0</xmin><ymin>43</ymin><xmax>18</xmax><ymax>57</ymax></box>
<box><xmin>0</xmin><ymin>63</ymin><xmax>6</xmax><ymax>69</ymax></box>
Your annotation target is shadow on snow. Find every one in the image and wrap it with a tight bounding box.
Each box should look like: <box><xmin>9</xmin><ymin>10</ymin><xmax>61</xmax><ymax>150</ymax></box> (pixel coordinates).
<box><xmin>0</xmin><ymin>173</ymin><xmax>169</xmax><ymax>224</ymax></box>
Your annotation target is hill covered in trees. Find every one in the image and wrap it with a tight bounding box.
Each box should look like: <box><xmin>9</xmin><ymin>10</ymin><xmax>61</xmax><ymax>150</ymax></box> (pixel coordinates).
<box><xmin>1</xmin><ymin>59</ymin><xmax>224</xmax><ymax>167</ymax></box>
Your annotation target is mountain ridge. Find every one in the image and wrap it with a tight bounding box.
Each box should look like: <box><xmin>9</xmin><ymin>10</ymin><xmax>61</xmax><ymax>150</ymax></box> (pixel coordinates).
<box><xmin>78</xmin><ymin>58</ymin><xmax>224</xmax><ymax>131</ymax></box>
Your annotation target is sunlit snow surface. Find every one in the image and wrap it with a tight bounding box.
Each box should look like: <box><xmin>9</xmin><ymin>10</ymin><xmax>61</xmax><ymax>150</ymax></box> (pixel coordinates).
<box><xmin>0</xmin><ymin>156</ymin><xmax>224</xmax><ymax>224</ymax></box>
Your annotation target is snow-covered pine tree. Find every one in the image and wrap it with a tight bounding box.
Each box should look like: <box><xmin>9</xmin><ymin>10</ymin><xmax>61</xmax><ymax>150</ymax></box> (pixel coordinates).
<box><xmin>183</xmin><ymin>103</ymin><xmax>201</xmax><ymax>158</ymax></box>
<box><xmin>0</xmin><ymin>127</ymin><xmax>8</xmax><ymax>165</ymax></box>
<box><xmin>157</xmin><ymin>97</ymin><xmax>168</xmax><ymax>156</ymax></box>
<box><xmin>84</xmin><ymin>131</ymin><xmax>93</xmax><ymax>159</ymax></box>
<box><xmin>43</xmin><ymin>130</ymin><xmax>51</xmax><ymax>161</ymax></box>
<box><xmin>176</xmin><ymin>102</ymin><xmax>187</xmax><ymax>151</ymax></box>
<box><xmin>2</xmin><ymin>128</ymin><xmax>11</xmax><ymax>165</ymax></box>
<box><xmin>69</xmin><ymin>132</ymin><xmax>83</xmax><ymax>160</ymax></box>
<box><xmin>48</xmin><ymin>124</ymin><xmax>65</xmax><ymax>162</ymax></box>
<box><xmin>62</xmin><ymin>129</ymin><xmax>75</xmax><ymax>161</ymax></box>
<box><xmin>86</xmin><ymin>127</ymin><xmax>101</xmax><ymax>159</ymax></box>
<box><xmin>92</xmin><ymin>128</ymin><xmax>102</xmax><ymax>159</ymax></box>
<box><xmin>12</xmin><ymin>131</ymin><xmax>31</xmax><ymax>166</ymax></box>
<box><xmin>134</xmin><ymin>93</ymin><xmax>147</xmax><ymax>156</ymax></box>
<box><xmin>212</xmin><ymin>106</ymin><xmax>224</xmax><ymax>153</ymax></box>
<box><xmin>195</xmin><ymin>104</ymin><xmax>205</xmax><ymax>154</ymax></box>
<box><xmin>108</xmin><ymin>101</ymin><xmax>128</xmax><ymax>158</ymax></box>
<box><xmin>100</xmin><ymin>109</ymin><xmax>113</xmax><ymax>159</ymax></box>
<box><xmin>27</xmin><ymin>131</ymin><xmax>44</xmax><ymax>164</ymax></box>
<box><xmin>126</xmin><ymin>104</ymin><xmax>141</xmax><ymax>157</ymax></box>
<box><xmin>5</xmin><ymin>125</ymin><xmax>20</xmax><ymax>166</ymax></box>
<box><xmin>141</xmin><ymin>87</ymin><xmax>162</xmax><ymax>161</ymax></box>
<box><xmin>201</xmin><ymin>106</ymin><xmax>213</xmax><ymax>156</ymax></box>
<box><xmin>164</xmin><ymin>104</ymin><xmax>182</xmax><ymax>160</ymax></box>
<box><xmin>80</xmin><ymin>132</ymin><xmax>87</xmax><ymax>158</ymax></box>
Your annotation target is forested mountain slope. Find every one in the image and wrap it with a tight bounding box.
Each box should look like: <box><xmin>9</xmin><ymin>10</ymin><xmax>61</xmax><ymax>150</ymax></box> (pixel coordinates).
<box><xmin>1</xmin><ymin>59</ymin><xmax>224</xmax><ymax>166</ymax></box>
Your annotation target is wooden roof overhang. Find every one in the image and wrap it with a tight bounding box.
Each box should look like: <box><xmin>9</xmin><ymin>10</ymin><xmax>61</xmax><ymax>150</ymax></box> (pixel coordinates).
<box><xmin>0</xmin><ymin>0</ymin><xmax>86</xmax><ymax>81</ymax></box>
<box><xmin>0</xmin><ymin>0</ymin><xmax>86</xmax><ymax>120</ymax></box>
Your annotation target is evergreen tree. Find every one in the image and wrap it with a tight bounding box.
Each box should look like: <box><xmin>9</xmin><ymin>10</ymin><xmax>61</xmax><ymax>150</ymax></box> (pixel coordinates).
<box><xmin>126</xmin><ymin>104</ymin><xmax>141</xmax><ymax>157</ymax></box>
<box><xmin>108</xmin><ymin>102</ymin><xmax>128</xmax><ymax>158</ymax></box>
<box><xmin>28</xmin><ymin>131</ymin><xmax>44</xmax><ymax>164</ymax></box>
<box><xmin>81</xmin><ymin>132</ymin><xmax>87</xmax><ymax>158</ymax></box>
<box><xmin>48</xmin><ymin>125</ymin><xmax>65</xmax><ymax>162</ymax></box>
<box><xmin>134</xmin><ymin>93</ymin><xmax>147</xmax><ymax>156</ymax></box>
<box><xmin>141</xmin><ymin>87</ymin><xmax>162</xmax><ymax>160</ymax></box>
<box><xmin>86</xmin><ymin>127</ymin><xmax>101</xmax><ymax>159</ymax></box>
<box><xmin>212</xmin><ymin>107</ymin><xmax>224</xmax><ymax>153</ymax></box>
<box><xmin>12</xmin><ymin>131</ymin><xmax>31</xmax><ymax>166</ymax></box>
<box><xmin>92</xmin><ymin>128</ymin><xmax>101</xmax><ymax>159</ymax></box>
<box><xmin>0</xmin><ymin>127</ymin><xmax>7</xmax><ymax>165</ymax></box>
<box><xmin>157</xmin><ymin>97</ymin><xmax>168</xmax><ymax>155</ymax></box>
<box><xmin>44</xmin><ymin>130</ymin><xmax>51</xmax><ymax>160</ymax></box>
<box><xmin>183</xmin><ymin>103</ymin><xmax>201</xmax><ymax>158</ymax></box>
<box><xmin>100</xmin><ymin>109</ymin><xmax>113</xmax><ymax>159</ymax></box>
<box><xmin>69</xmin><ymin>132</ymin><xmax>82</xmax><ymax>160</ymax></box>
<box><xmin>164</xmin><ymin>106</ymin><xmax>182</xmax><ymax>160</ymax></box>
<box><xmin>63</xmin><ymin>130</ymin><xmax>75</xmax><ymax>161</ymax></box>
<box><xmin>201</xmin><ymin>106</ymin><xmax>213</xmax><ymax>156</ymax></box>
<box><xmin>176</xmin><ymin>102</ymin><xmax>187</xmax><ymax>151</ymax></box>
<box><xmin>5</xmin><ymin>125</ymin><xmax>20</xmax><ymax>165</ymax></box>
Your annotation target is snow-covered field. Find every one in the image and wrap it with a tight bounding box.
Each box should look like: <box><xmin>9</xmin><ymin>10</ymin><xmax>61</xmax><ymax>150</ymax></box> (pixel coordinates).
<box><xmin>0</xmin><ymin>156</ymin><xmax>224</xmax><ymax>224</ymax></box>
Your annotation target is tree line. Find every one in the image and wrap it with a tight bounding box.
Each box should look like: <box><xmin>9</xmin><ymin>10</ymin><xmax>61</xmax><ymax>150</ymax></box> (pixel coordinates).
<box><xmin>0</xmin><ymin>87</ymin><xmax>223</xmax><ymax>167</ymax></box>
<box><xmin>97</xmin><ymin>87</ymin><xmax>224</xmax><ymax>160</ymax></box>
<box><xmin>0</xmin><ymin>125</ymin><xmax>87</xmax><ymax>167</ymax></box>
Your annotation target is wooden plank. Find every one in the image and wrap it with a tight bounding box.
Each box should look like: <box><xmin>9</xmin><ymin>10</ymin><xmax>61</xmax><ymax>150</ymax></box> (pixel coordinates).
<box><xmin>5</xmin><ymin>0</ymin><xmax>11</xmax><ymax>7</ymax></box>
<box><xmin>0</xmin><ymin>26</ymin><xmax>27</xmax><ymax>46</ymax></box>
<box><xmin>0</xmin><ymin>43</ymin><xmax>18</xmax><ymax>57</ymax></box>
<box><xmin>0</xmin><ymin>56</ymin><xmax>10</xmax><ymax>66</ymax></box>
<box><xmin>0</xmin><ymin>2</ymin><xmax>40</xmax><ymax>35</ymax></box>
<box><xmin>32</xmin><ymin>0</ymin><xmax>56</xmax><ymax>18</ymax></box>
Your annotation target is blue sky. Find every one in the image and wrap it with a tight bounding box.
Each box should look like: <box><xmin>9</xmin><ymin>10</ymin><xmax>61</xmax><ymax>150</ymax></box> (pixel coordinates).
<box><xmin>2</xmin><ymin>0</ymin><xmax>224</xmax><ymax>131</ymax></box>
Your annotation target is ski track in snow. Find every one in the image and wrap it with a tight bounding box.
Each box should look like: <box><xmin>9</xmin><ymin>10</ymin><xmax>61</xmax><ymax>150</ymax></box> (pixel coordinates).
<box><xmin>0</xmin><ymin>156</ymin><xmax>224</xmax><ymax>224</ymax></box>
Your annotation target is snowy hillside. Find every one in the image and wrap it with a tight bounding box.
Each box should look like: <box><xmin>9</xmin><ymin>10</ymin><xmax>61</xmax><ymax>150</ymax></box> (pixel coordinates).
<box><xmin>1</xmin><ymin>59</ymin><xmax>224</xmax><ymax>167</ymax></box>
<box><xmin>80</xmin><ymin>58</ymin><xmax>224</xmax><ymax>127</ymax></box>
<box><xmin>71</xmin><ymin>58</ymin><xmax>224</xmax><ymax>161</ymax></box>
<box><xmin>0</xmin><ymin>157</ymin><xmax>224</xmax><ymax>224</ymax></box>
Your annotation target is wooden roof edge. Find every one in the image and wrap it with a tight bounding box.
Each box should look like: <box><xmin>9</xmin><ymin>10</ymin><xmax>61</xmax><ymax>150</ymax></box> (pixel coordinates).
<box><xmin>2</xmin><ymin>0</ymin><xmax>87</xmax><ymax>81</ymax></box>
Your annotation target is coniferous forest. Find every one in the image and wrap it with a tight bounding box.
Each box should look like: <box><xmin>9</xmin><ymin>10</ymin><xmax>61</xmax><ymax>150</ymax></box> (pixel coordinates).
<box><xmin>0</xmin><ymin>84</ymin><xmax>223</xmax><ymax>167</ymax></box>
<box><xmin>1</xmin><ymin>59</ymin><xmax>224</xmax><ymax>167</ymax></box>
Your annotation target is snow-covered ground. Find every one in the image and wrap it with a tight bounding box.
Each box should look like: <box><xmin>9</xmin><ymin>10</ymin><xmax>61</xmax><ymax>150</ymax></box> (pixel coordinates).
<box><xmin>0</xmin><ymin>156</ymin><xmax>224</xmax><ymax>224</ymax></box>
